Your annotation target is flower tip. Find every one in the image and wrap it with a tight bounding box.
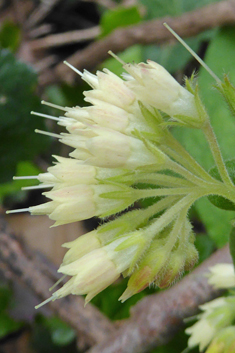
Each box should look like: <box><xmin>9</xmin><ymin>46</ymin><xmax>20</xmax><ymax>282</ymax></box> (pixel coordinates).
<box><xmin>118</xmin><ymin>287</ymin><xmax>135</xmax><ymax>302</ymax></box>
<box><xmin>108</xmin><ymin>51</ymin><xmax>126</xmax><ymax>65</ymax></box>
<box><xmin>35</xmin><ymin>296</ymin><xmax>54</xmax><ymax>309</ymax></box>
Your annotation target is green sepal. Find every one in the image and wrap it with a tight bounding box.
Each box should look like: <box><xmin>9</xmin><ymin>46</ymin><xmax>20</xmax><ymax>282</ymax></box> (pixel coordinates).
<box><xmin>115</xmin><ymin>232</ymin><xmax>151</xmax><ymax>274</ymax></box>
<box><xmin>208</xmin><ymin>160</ymin><xmax>235</xmax><ymax>211</ymax></box>
<box><xmin>184</xmin><ymin>72</ymin><xmax>197</xmax><ymax>95</ymax></box>
<box><xmin>132</xmin><ymin>129</ymin><xmax>166</xmax><ymax>164</ymax></box>
<box><xmin>133</xmin><ymin>131</ymin><xmax>161</xmax><ymax>143</ymax></box>
<box><xmin>138</xmin><ymin>101</ymin><xmax>163</xmax><ymax>131</ymax></box>
<box><xmin>98</xmin><ymin>206</ymin><xmax>156</xmax><ymax>235</ymax></box>
<box><xmin>99</xmin><ymin>198</ymin><xmax>134</xmax><ymax>218</ymax></box>
<box><xmin>160</xmin><ymin>120</ymin><xmax>190</xmax><ymax>128</ymax></box>
<box><xmin>193</xmin><ymin>85</ymin><xmax>209</xmax><ymax>127</ymax></box>
<box><xmin>115</xmin><ymin>232</ymin><xmax>145</xmax><ymax>252</ymax></box>
<box><xmin>97</xmin><ymin>170</ymin><xmax>135</xmax><ymax>185</ymax></box>
<box><xmin>99</xmin><ymin>184</ymin><xmax>133</xmax><ymax>200</ymax></box>
<box><xmin>216</xmin><ymin>75</ymin><xmax>235</xmax><ymax>117</ymax></box>
<box><xmin>170</xmin><ymin>85</ymin><xmax>208</xmax><ymax>129</ymax></box>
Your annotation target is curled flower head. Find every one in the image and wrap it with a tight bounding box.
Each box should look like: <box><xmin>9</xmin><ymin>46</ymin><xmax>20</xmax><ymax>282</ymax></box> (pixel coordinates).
<box><xmin>8</xmin><ymin>54</ymin><xmax>209</xmax><ymax>307</ymax></box>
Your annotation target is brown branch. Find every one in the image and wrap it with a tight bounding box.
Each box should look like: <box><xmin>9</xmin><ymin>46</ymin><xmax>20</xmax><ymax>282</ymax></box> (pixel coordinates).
<box><xmin>26</xmin><ymin>0</ymin><xmax>61</xmax><ymax>28</ymax></box>
<box><xmin>88</xmin><ymin>245</ymin><xmax>232</xmax><ymax>353</ymax></box>
<box><xmin>51</xmin><ymin>0</ymin><xmax>235</xmax><ymax>85</ymax></box>
<box><xmin>30</xmin><ymin>26</ymin><xmax>101</xmax><ymax>50</ymax></box>
<box><xmin>0</xmin><ymin>215</ymin><xmax>116</xmax><ymax>351</ymax></box>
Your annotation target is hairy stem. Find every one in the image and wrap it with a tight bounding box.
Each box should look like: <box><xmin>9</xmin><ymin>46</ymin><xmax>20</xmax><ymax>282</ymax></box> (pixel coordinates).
<box><xmin>203</xmin><ymin>121</ymin><xmax>234</xmax><ymax>187</ymax></box>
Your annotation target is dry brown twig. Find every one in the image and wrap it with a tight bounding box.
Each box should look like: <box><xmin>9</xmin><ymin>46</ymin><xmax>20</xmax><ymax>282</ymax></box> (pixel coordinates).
<box><xmin>43</xmin><ymin>0</ymin><xmax>235</xmax><ymax>85</ymax></box>
<box><xmin>26</xmin><ymin>0</ymin><xmax>61</xmax><ymax>28</ymax></box>
<box><xmin>30</xmin><ymin>26</ymin><xmax>101</xmax><ymax>50</ymax></box>
<box><xmin>1</xmin><ymin>213</ymin><xmax>232</xmax><ymax>353</ymax></box>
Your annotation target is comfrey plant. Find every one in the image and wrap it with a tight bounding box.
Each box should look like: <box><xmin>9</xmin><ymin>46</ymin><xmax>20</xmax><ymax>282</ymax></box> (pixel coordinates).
<box><xmin>6</xmin><ymin>25</ymin><xmax>235</xmax><ymax>307</ymax></box>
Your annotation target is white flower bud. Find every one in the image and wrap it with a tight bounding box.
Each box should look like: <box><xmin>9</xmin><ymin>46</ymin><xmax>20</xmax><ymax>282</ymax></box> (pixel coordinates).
<box><xmin>52</xmin><ymin>233</ymin><xmax>143</xmax><ymax>303</ymax></box>
<box><xmin>37</xmin><ymin>155</ymin><xmax>124</xmax><ymax>187</ymax></box>
<box><xmin>123</xmin><ymin>60</ymin><xmax>198</xmax><ymax>119</ymax></box>
<box><xmin>207</xmin><ymin>264</ymin><xmax>235</xmax><ymax>289</ymax></box>
<box><xmin>54</xmin><ymin>248</ymin><xmax>120</xmax><ymax>303</ymax></box>
<box><xmin>38</xmin><ymin>156</ymin><xmax>97</xmax><ymax>185</ymax></box>
<box><xmin>60</xmin><ymin>125</ymin><xmax>164</xmax><ymax>169</ymax></box>
<box><xmin>84</xmin><ymin>69</ymin><xmax>136</xmax><ymax>110</ymax></box>
<box><xmin>62</xmin><ymin>230</ymin><xmax>101</xmax><ymax>265</ymax></box>
<box><xmin>29</xmin><ymin>183</ymin><xmax>135</xmax><ymax>226</ymax></box>
<box><xmin>81</xmin><ymin>69</ymin><xmax>99</xmax><ymax>89</ymax></box>
<box><xmin>65</xmin><ymin>100</ymin><xmax>149</xmax><ymax>135</ymax></box>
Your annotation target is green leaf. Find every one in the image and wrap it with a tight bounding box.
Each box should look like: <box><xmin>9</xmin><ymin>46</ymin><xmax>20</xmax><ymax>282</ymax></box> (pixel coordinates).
<box><xmin>0</xmin><ymin>49</ymin><xmax>50</xmax><ymax>183</ymax></box>
<box><xmin>143</xmin><ymin>37</ymin><xmax>201</xmax><ymax>74</ymax></box>
<box><xmin>0</xmin><ymin>161</ymin><xmax>40</xmax><ymax>202</ymax></box>
<box><xmin>194</xmin><ymin>198</ymin><xmax>234</xmax><ymax>247</ymax></box>
<box><xmin>0</xmin><ymin>312</ymin><xmax>22</xmax><ymax>338</ymax></box>
<box><xmin>100</xmin><ymin>6</ymin><xmax>142</xmax><ymax>37</ymax></box>
<box><xmin>0</xmin><ymin>285</ymin><xmax>12</xmax><ymax>313</ymax></box>
<box><xmin>139</xmin><ymin>0</ymin><xmax>222</xmax><ymax>20</ymax></box>
<box><xmin>207</xmin><ymin>160</ymin><xmax>235</xmax><ymax>211</ymax></box>
<box><xmin>195</xmin><ymin>234</ymin><xmax>215</xmax><ymax>263</ymax></box>
<box><xmin>141</xmin><ymin>0</ymin><xmax>218</xmax><ymax>73</ymax></box>
<box><xmin>39</xmin><ymin>316</ymin><xmax>76</xmax><ymax>346</ymax></box>
<box><xmin>0</xmin><ymin>21</ymin><xmax>21</xmax><ymax>52</ymax></box>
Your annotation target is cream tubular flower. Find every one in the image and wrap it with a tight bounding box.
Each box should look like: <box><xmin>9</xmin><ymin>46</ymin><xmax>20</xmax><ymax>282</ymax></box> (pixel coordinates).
<box><xmin>61</xmin><ymin>230</ymin><xmax>101</xmax><ymax>265</ymax></box>
<box><xmin>61</xmin><ymin>125</ymin><xmax>164</xmax><ymax>169</ymax></box>
<box><xmin>37</xmin><ymin>155</ymin><xmax>125</xmax><ymax>187</ymax></box>
<box><xmin>123</xmin><ymin>60</ymin><xmax>198</xmax><ymax>119</ymax></box>
<box><xmin>29</xmin><ymin>183</ymin><xmax>135</xmax><ymax>226</ymax></box>
<box><xmin>37</xmin><ymin>156</ymin><xmax>97</xmax><ymax>186</ymax></box>
<box><xmin>82</xmin><ymin>68</ymin><xmax>136</xmax><ymax>110</ymax></box>
<box><xmin>50</xmin><ymin>234</ymin><xmax>143</xmax><ymax>304</ymax></box>
<box><xmin>64</xmin><ymin>100</ymin><xmax>151</xmax><ymax>136</ymax></box>
<box><xmin>207</xmin><ymin>264</ymin><xmax>235</xmax><ymax>289</ymax></box>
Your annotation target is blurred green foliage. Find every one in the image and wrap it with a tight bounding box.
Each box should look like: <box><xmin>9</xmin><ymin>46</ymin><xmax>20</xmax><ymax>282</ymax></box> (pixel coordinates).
<box><xmin>100</xmin><ymin>5</ymin><xmax>142</xmax><ymax>37</ymax></box>
<box><xmin>0</xmin><ymin>21</ymin><xmax>21</xmax><ymax>52</ymax></box>
<box><xmin>32</xmin><ymin>314</ymin><xmax>76</xmax><ymax>349</ymax></box>
<box><xmin>0</xmin><ymin>284</ymin><xmax>23</xmax><ymax>339</ymax></box>
<box><xmin>0</xmin><ymin>50</ymin><xmax>50</xmax><ymax>185</ymax></box>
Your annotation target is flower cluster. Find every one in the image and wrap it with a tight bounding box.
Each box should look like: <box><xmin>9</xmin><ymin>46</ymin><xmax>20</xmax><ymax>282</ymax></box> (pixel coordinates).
<box><xmin>186</xmin><ymin>263</ymin><xmax>235</xmax><ymax>352</ymax></box>
<box><xmin>8</xmin><ymin>54</ymin><xmax>235</xmax><ymax>307</ymax></box>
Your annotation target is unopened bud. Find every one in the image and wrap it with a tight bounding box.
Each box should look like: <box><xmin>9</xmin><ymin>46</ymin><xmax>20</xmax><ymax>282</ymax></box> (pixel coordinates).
<box><xmin>123</xmin><ymin>60</ymin><xmax>198</xmax><ymax>120</ymax></box>
<box><xmin>207</xmin><ymin>264</ymin><xmax>235</xmax><ymax>289</ymax></box>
